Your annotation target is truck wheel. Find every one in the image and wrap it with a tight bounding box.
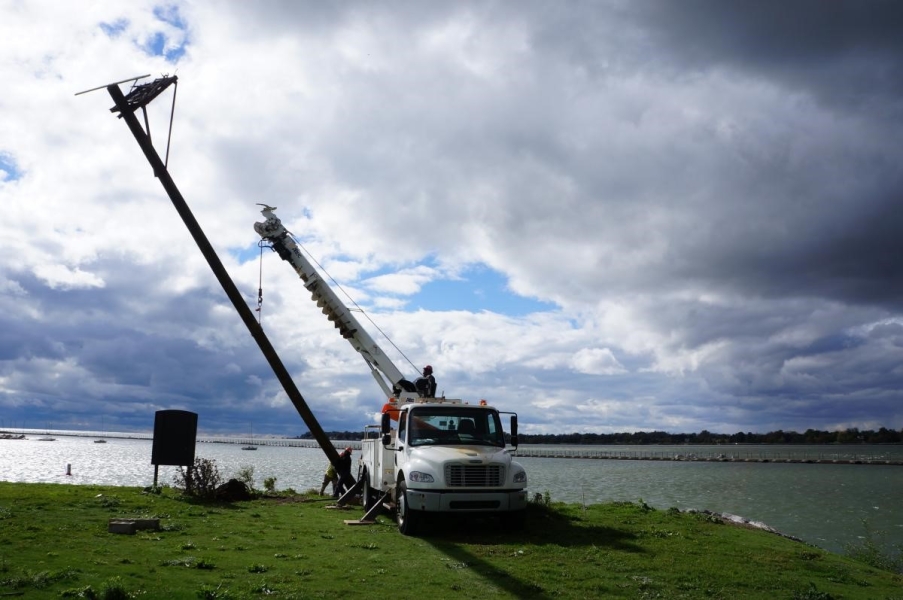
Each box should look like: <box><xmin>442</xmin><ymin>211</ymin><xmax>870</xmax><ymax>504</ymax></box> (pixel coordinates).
<box><xmin>361</xmin><ymin>470</ymin><xmax>375</xmax><ymax>511</ymax></box>
<box><xmin>396</xmin><ymin>479</ymin><xmax>420</xmax><ymax>536</ymax></box>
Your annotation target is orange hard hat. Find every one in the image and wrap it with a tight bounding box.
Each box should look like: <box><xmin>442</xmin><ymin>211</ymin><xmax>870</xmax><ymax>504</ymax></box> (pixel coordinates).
<box><xmin>381</xmin><ymin>403</ymin><xmax>400</xmax><ymax>421</ymax></box>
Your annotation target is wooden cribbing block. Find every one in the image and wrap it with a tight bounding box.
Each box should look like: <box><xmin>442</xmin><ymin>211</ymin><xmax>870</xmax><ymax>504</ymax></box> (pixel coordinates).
<box><xmin>108</xmin><ymin>518</ymin><xmax>160</xmax><ymax>534</ymax></box>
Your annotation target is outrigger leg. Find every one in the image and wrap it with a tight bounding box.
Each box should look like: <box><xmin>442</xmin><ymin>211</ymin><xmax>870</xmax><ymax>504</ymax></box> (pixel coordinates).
<box><xmin>345</xmin><ymin>490</ymin><xmax>392</xmax><ymax>526</ymax></box>
<box><xmin>335</xmin><ymin>479</ymin><xmax>362</xmax><ymax>506</ymax></box>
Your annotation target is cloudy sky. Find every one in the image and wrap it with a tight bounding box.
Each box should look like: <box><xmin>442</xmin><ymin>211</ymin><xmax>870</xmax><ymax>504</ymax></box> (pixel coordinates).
<box><xmin>2</xmin><ymin>1</ymin><xmax>902</xmax><ymax>438</ymax></box>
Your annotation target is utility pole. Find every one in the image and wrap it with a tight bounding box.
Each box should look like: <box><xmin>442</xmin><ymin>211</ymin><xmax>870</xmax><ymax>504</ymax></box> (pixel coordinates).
<box><xmin>105</xmin><ymin>77</ymin><xmax>340</xmax><ymax>467</ymax></box>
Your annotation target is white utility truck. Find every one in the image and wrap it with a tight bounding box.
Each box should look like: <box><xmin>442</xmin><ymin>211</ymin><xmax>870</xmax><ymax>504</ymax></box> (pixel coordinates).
<box><xmin>254</xmin><ymin>206</ymin><xmax>528</xmax><ymax>534</ymax></box>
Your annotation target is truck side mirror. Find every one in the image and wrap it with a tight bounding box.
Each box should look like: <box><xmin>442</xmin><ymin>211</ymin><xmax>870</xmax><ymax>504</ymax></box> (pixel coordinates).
<box><xmin>510</xmin><ymin>415</ymin><xmax>518</xmax><ymax>448</ymax></box>
<box><xmin>381</xmin><ymin>412</ymin><xmax>391</xmax><ymax>434</ymax></box>
<box><xmin>382</xmin><ymin>433</ymin><xmax>391</xmax><ymax>446</ymax></box>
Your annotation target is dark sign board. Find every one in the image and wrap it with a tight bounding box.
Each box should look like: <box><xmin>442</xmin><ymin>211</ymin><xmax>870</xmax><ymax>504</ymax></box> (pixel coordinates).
<box><xmin>151</xmin><ymin>410</ymin><xmax>198</xmax><ymax>466</ymax></box>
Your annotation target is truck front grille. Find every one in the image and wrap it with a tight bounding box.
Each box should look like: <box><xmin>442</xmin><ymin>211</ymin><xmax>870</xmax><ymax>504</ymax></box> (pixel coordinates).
<box><xmin>445</xmin><ymin>465</ymin><xmax>504</xmax><ymax>487</ymax></box>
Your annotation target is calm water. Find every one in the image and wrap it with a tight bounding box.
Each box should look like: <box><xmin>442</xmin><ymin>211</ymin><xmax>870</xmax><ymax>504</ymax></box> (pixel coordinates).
<box><xmin>1</xmin><ymin>435</ymin><xmax>900</xmax><ymax>554</ymax></box>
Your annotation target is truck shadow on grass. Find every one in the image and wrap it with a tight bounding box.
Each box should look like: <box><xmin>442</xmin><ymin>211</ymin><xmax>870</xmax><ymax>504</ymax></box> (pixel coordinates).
<box><xmin>416</xmin><ymin>504</ymin><xmax>643</xmax><ymax>599</ymax></box>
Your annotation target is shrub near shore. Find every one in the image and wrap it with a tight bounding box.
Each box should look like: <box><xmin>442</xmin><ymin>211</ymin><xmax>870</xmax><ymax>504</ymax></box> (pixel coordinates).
<box><xmin>0</xmin><ymin>482</ymin><xmax>901</xmax><ymax>599</ymax></box>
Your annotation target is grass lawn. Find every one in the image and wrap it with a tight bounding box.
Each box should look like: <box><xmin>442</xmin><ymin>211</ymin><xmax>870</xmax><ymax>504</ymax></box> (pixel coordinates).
<box><xmin>0</xmin><ymin>482</ymin><xmax>900</xmax><ymax>599</ymax></box>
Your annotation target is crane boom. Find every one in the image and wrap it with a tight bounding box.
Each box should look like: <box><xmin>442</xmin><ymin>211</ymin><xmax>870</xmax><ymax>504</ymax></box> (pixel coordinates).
<box><xmin>254</xmin><ymin>208</ymin><xmax>528</xmax><ymax>533</ymax></box>
<box><xmin>254</xmin><ymin>206</ymin><xmax>419</xmax><ymax>401</ymax></box>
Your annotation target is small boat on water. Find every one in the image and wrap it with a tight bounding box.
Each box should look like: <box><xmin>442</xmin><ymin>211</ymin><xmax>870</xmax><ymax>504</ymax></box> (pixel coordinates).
<box><xmin>94</xmin><ymin>417</ymin><xmax>108</xmax><ymax>443</ymax></box>
<box><xmin>38</xmin><ymin>423</ymin><xmax>56</xmax><ymax>441</ymax></box>
<box><xmin>241</xmin><ymin>423</ymin><xmax>257</xmax><ymax>450</ymax></box>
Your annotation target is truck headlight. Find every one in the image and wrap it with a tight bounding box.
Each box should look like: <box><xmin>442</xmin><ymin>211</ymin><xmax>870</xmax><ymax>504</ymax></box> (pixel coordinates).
<box><xmin>408</xmin><ymin>471</ymin><xmax>434</xmax><ymax>483</ymax></box>
<box><xmin>513</xmin><ymin>471</ymin><xmax>527</xmax><ymax>484</ymax></box>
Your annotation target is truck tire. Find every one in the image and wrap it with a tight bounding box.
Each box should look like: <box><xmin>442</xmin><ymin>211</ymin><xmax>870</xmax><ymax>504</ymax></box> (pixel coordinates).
<box><xmin>396</xmin><ymin>479</ymin><xmax>421</xmax><ymax>536</ymax></box>
<box><xmin>361</xmin><ymin>469</ymin><xmax>375</xmax><ymax>511</ymax></box>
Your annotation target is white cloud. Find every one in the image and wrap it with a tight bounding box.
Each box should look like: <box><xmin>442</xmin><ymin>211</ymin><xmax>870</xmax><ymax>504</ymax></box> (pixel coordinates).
<box><xmin>32</xmin><ymin>265</ymin><xmax>105</xmax><ymax>290</ymax></box>
<box><xmin>569</xmin><ymin>348</ymin><xmax>626</xmax><ymax>376</ymax></box>
<box><xmin>365</xmin><ymin>265</ymin><xmax>438</xmax><ymax>296</ymax></box>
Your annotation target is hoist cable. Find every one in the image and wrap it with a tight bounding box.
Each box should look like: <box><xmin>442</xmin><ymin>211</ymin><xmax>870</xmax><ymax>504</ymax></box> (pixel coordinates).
<box><xmin>288</xmin><ymin>232</ymin><xmax>420</xmax><ymax>375</ymax></box>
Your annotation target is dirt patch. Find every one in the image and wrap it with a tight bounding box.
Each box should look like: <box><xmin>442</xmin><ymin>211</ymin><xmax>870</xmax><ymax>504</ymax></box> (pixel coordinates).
<box><xmin>263</xmin><ymin>494</ymin><xmax>323</xmax><ymax>505</ymax></box>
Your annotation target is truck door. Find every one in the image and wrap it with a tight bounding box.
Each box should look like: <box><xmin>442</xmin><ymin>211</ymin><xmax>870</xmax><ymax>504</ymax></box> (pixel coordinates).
<box><xmin>396</xmin><ymin>410</ymin><xmax>409</xmax><ymax>472</ymax></box>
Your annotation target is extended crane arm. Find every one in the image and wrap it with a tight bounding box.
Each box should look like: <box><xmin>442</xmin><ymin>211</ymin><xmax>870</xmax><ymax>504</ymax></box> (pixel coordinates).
<box><xmin>254</xmin><ymin>206</ymin><xmax>418</xmax><ymax>400</ymax></box>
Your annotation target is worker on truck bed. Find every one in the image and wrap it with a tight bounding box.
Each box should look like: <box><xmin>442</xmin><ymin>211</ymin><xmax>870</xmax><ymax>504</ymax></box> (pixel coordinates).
<box><xmin>414</xmin><ymin>365</ymin><xmax>437</xmax><ymax>398</ymax></box>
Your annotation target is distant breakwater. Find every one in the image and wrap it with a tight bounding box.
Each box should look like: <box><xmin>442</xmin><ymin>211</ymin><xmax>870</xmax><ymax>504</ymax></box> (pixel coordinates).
<box><xmin>513</xmin><ymin>447</ymin><xmax>903</xmax><ymax>465</ymax></box>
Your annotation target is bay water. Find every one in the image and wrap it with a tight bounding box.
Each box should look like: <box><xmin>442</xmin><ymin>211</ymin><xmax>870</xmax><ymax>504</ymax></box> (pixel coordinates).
<box><xmin>1</xmin><ymin>434</ymin><xmax>900</xmax><ymax>555</ymax></box>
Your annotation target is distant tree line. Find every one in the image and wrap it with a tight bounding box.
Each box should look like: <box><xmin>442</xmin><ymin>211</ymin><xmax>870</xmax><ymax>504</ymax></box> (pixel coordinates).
<box><xmin>512</xmin><ymin>427</ymin><xmax>903</xmax><ymax>445</ymax></box>
<box><xmin>300</xmin><ymin>427</ymin><xmax>903</xmax><ymax>445</ymax></box>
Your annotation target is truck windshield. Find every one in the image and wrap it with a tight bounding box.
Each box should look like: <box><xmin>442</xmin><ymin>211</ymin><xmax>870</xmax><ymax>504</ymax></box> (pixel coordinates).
<box><xmin>408</xmin><ymin>407</ymin><xmax>505</xmax><ymax>448</ymax></box>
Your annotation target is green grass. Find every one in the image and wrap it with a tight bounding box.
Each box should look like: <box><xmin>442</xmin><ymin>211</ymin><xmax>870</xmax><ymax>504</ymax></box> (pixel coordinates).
<box><xmin>0</xmin><ymin>482</ymin><xmax>900</xmax><ymax>599</ymax></box>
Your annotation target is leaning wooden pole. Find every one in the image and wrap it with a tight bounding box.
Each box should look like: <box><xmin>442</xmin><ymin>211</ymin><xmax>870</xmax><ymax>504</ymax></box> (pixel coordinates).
<box><xmin>107</xmin><ymin>80</ymin><xmax>340</xmax><ymax>467</ymax></box>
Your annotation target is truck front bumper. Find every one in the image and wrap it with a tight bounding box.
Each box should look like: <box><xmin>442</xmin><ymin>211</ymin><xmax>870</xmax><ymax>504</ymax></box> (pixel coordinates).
<box><xmin>405</xmin><ymin>489</ymin><xmax>528</xmax><ymax>513</ymax></box>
